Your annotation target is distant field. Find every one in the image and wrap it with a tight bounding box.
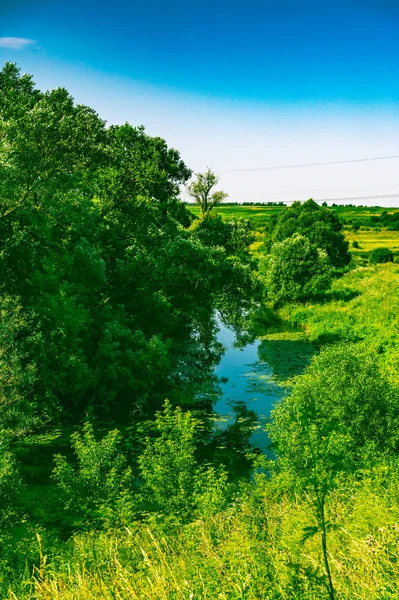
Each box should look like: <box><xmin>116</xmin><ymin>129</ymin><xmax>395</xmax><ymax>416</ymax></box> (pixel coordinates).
<box><xmin>186</xmin><ymin>204</ymin><xmax>399</xmax><ymax>260</ymax></box>
<box><xmin>187</xmin><ymin>204</ymin><xmax>285</xmax><ymax>224</ymax></box>
<box><xmin>346</xmin><ymin>229</ymin><xmax>399</xmax><ymax>257</ymax></box>
<box><xmin>186</xmin><ymin>203</ymin><xmax>399</xmax><ymax>223</ymax></box>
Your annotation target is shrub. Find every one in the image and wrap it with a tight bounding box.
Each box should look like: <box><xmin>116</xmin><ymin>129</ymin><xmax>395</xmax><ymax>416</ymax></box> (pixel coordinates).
<box><xmin>138</xmin><ymin>400</ymin><xmax>229</xmax><ymax>521</ymax></box>
<box><xmin>262</xmin><ymin>234</ymin><xmax>332</xmax><ymax>305</ymax></box>
<box><xmin>369</xmin><ymin>247</ymin><xmax>394</xmax><ymax>264</ymax></box>
<box><xmin>53</xmin><ymin>423</ymin><xmax>134</xmax><ymax>529</ymax></box>
<box><xmin>352</xmin><ymin>240</ymin><xmax>360</xmax><ymax>249</ymax></box>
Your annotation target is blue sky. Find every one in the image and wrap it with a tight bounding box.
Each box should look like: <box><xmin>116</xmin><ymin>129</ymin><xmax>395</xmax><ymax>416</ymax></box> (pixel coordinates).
<box><xmin>1</xmin><ymin>0</ymin><xmax>399</xmax><ymax>204</ymax></box>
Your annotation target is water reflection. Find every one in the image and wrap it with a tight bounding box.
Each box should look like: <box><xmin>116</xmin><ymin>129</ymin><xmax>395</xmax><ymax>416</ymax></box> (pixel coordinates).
<box><xmin>213</xmin><ymin>323</ymin><xmax>315</xmax><ymax>452</ymax></box>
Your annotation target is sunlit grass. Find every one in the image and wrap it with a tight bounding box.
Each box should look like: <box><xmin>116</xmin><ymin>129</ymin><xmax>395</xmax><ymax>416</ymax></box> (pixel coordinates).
<box><xmin>278</xmin><ymin>262</ymin><xmax>399</xmax><ymax>383</ymax></box>
<box><xmin>11</xmin><ymin>465</ymin><xmax>399</xmax><ymax>600</ymax></box>
<box><xmin>345</xmin><ymin>228</ymin><xmax>399</xmax><ymax>253</ymax></box>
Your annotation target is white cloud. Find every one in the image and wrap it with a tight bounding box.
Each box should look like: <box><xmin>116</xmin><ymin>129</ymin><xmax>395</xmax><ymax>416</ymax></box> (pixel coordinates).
<box><xmin>0</xmin><ymin>37</ymin><xmax>36</xmax><ymax>50</ymax></box>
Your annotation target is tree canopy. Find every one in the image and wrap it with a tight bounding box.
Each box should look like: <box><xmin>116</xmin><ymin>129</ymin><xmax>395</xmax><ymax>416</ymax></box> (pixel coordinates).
<box><xmin>262</xmin><ymin>234</ymin><xmax>332</xmax><ymax>305</ymax></box>
<box><xmin>0</xmin><ymin>63</ymin><xmax>259</xmax><ymax>429</ymax></box>
<box><xmin>264</xmin><ymin>199</ymin><xmax>351</xmax><ymax>268</ymax></box>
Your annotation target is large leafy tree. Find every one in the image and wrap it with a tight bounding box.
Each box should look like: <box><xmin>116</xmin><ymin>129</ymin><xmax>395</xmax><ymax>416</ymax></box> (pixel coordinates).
<box><xmin>268</xmin><ymin>344</ymin><xmax>399</xmax><ymax>600</ymax></box>
<box><xmin>262</xmin><ymin>234</ymin><xmax>332</xmax><ymax>305</ymax></box>
<box><xmin>0</xmin><ymin>63</ymin><xmax>259</xmax><ymax>428</ymax></box>
<box><xmin>264</xmin><ymin>199</ymin><xmax>351</xmax><ymax>268</ymax></box>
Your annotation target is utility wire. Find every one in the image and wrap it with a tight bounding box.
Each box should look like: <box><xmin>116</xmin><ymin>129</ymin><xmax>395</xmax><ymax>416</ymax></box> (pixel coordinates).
<box><xmin>219</xmin><ymin>154</ymin><xmax>399</xmax><ymax>174</ymax></box>
<box><xmin>226</xmin><ymin>182</ymin><xmax>399</xmax><ymax>198</ymax></box>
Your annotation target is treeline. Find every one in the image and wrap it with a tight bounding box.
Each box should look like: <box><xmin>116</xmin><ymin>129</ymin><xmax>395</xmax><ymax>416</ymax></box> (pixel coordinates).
<box><xmin>346</xmin><ymin>210</ymin><xmax>399</xmax><ymax>231</ymax></box>
<box><xmin>0</xmin><ymin>62</ymin><xmax>259</xmax><ymax>430</ymax></box>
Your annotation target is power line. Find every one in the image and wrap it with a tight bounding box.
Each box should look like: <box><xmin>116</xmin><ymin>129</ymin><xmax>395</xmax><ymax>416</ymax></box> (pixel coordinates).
<box><xmin>226</xmin><ymin>183</ymin><xmax>399</xmax><ymax>198</ymax></box>
<box><xmin>313</xmin><ymin>193</ymin><xmax>399</xmax><ymax>203</ymax></box>
<box><xmin>219</xmin><ymin>154</ymin><xmax>399</xmax><ymax>174</ymax></box>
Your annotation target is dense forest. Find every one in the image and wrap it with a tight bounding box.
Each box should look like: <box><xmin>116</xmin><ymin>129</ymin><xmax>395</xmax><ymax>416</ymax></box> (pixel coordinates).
<box><xmin>1</xmin><ymin>64</ymin><xmax>399</xmax><ymax>599</ymax></box>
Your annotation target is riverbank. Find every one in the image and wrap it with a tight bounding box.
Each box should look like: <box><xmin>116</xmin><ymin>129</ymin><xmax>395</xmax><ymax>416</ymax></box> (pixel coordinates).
<box><xmin>3</xmin><ymin>262</ymin><xmax>399</xmax><ymax>599</ymax></box>
<box><xmin>272</xmin><ymin>262</ymin><xmax>399</xmax><ymax>383</ymax></box>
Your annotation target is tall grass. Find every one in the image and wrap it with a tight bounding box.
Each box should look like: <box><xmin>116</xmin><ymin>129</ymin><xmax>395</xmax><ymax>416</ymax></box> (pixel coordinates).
<box><xmin>4</xmin><ymin>463</ymin><xmax>398</xmax><ymax>600</ymax></box>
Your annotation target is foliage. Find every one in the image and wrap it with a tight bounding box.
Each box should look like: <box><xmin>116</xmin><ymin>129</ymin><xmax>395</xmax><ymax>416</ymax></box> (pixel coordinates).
<box><xmin>3</xmin><ymin>461</ymin><xmax>399</xmax><ymax>599</ymax></box>
<box><xmin>263</xmin><ymin>199</ymin><xmax>351</xmax><ymax>268</ymax></box>
<box><xmin>262</xmin><ymin>234</ymin><xmax>332</xmax><ymax>305</ymax></box>
<box><xmin>3</xmin><ymin>63</ymin><xmax>399</xmax><ymax>600</ymax></box>
<box><xmin>138</xmin><ymin>400</ymin><xmax>229</xmax><ymax>521</ymax></box>
<box><xmin>279</xmin><ymin>263</ymin><xmax>399</xmax><ymax>380</ymax></box>
<box><xmin>186</xmin><ymin>168</ymin><xmax>228</xmax><ymax>219</ymax></box>
<box><xmin>369</xmin><ymin>247</ymin><xmax>394</xmax><ymax>264</ymax></box>
<box><xmin>191</xmin><ymin>214</ymin><xmax>255</xmax><ymax>262</ymax></box>
<box><xmin>268</xmin><ymin>344</ymin><xmax>399</xmax><ymax>599</ymax></box>
<box><xmin>53</xmin><ymin>423</ymin><xmax>134</xmax><ymax>529</ymax></box>
<box><xmin>0</xmin><ymin>430</ymin><xmax>24</xmax><ymax>527</ymax></box>
<box><xmin>0</xmin><ymin>63</ymin><xmax>259</xmax><ymax>426</ymax></box>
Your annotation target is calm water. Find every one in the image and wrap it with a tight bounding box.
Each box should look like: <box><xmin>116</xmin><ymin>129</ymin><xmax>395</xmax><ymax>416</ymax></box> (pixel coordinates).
<box><xmin>213</xmin><ymin>323</ymin><xmax>315</xmax><ymax>451</ymax></box>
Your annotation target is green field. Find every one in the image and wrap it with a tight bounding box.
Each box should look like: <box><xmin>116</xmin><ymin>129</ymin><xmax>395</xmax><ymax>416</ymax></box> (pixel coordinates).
<box><xmin>186</xmin><ymin>203</ymin><xmax>399</xmax><ymax>223</ymax></box>
<box><xmin>187</xmin><ymin>204</ymin><xmax>399</xmax><ymax>259</ymax></box>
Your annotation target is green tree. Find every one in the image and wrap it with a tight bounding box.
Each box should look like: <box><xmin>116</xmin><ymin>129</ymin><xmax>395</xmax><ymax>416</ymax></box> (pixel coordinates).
<box><xmin>186</xmin><ymin>168</ymin><xmax>227</xmax><ymax>219</ymax></box>
<box><xmin>268</xmin><ymin>344</ymin><xmax>399</xmax><ymax>600</ymax></box>
<box><xmin>0</xmin><ymin>63</ymin><xmax>260</xmax><ymax>425</ymax></box>
<box><xmin>264</xmin><ymin>199</ymin><xmax>351</xmax><ymax>268</ymax></box>
<box><xmin>262</xmin><ymin>234</ymin><xmax>332</xmax><ymax>305</ymax></box>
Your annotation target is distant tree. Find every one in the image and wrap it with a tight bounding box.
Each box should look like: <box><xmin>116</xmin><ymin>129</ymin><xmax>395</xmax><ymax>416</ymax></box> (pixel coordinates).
<box><xmin>369</xmin><ymin>247</ymin><xmax>394</xmax><ymax>264</ymax></box>
<box><xmin>262</xmin><ymin>234</ymin><xmax>332</xmax><ymax>305</ymax></box>
<box><xmin>186</xmin><ymin>169</ymin><xmax>227</xmax><ymax>219</ymax></box>
<box><xmin>263</xmin><ymin>199</ymin><xmax>351</xmax><ymax>268</ymax></box>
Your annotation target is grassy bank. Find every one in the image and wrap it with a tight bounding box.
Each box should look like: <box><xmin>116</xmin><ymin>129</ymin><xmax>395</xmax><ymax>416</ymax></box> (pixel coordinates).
<box><xmin>273</xmin><ymin>263</ymin><xmax>399</xmax><ymax>382</ymax></box>
<box><xmin>6</xmin><ymin>462</ymin><xmax>399</xmax><ymax>600</ymax></box>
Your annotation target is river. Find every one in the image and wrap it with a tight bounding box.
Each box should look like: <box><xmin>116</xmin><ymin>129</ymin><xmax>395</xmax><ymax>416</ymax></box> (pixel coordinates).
<box><xmin>213</xmin><ymin>322</ymin><xmax>315</xmax><ymax>452</ymax></box>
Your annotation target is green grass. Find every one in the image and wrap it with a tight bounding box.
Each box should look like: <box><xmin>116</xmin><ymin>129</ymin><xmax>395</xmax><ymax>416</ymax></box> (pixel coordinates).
<box><xmin>346</xmin><ymin>228</ymin><xmax>399</xmax><ymax>255</ymax></box>
<box><xmin>9</xmin><ymin>463</ymin><xmax>399</xmax><ymax>600</ymax></box>
<box><xmin>276</xmin><ymin>262</ymin><xmax>399</xmax><ymax>383</ymax></box>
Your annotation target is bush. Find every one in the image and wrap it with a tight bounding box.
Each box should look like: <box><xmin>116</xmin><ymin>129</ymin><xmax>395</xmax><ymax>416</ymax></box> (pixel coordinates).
<box><xmin>369</xmin><ymin>247</ymin><xmax>394</xmax><ymax>264</ymax></box>
<box><xmin>262</xmin><ymin>234</ymin><xmax>332</xmax><ymax>305</ymax></box>
<box><xmin>53</xmin><ymin>423</ymin><xmax>134</xmax><ymax>529</ymax></box>
<box><xmin>352</xmin><ymin>240</ymin><xmax>360</xmax><ymax>249</ymax></box>
<box><xmin>138</xmin><ymin>400</ymin><xmax>229</xmax><ymax>522</ymax></box>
